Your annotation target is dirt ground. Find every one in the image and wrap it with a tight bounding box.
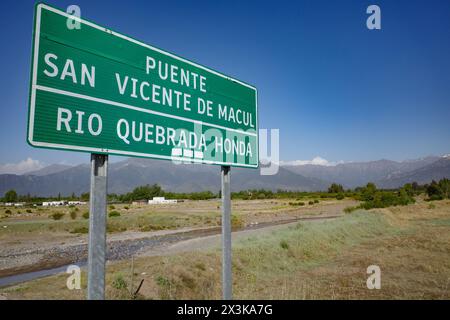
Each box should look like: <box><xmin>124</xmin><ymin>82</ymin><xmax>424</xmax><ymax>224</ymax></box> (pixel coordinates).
<box><xmin>0</xmin><ymin>198</ymin><xmax>354</xmax><ymax>278</ymax></box>
<box><xmin>2</xmin><ymin>198</ymin><xmax>449</xmax><ymax>300</ymax></box>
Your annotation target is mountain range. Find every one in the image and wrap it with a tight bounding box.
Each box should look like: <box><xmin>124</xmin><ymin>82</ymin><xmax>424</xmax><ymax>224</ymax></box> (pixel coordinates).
<box><xmin>1</xmin><ymin>155</ymin><xmax>450</xmax><ymax>197</ymax></box>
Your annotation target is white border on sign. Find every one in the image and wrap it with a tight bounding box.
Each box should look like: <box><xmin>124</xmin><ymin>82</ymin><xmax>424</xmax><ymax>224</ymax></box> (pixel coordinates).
<box><xmin>28</xmin><ymin>3</ymin><xmax>259</xmax><ymax>168</ymax></box>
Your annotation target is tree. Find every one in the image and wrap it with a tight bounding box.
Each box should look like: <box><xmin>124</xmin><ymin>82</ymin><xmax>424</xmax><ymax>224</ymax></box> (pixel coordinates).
<box><xmin>328</xmin><ymin>183</ymin><xmax>344</xmax><ymax>194</ymax></box>
<box><xmin>438</xmin><ymin>178</ymin><xmax>450</xmax><ymax>199</ymax></box>
<box><xmin>426</xmin><ymin>180</ymin><xmax>443</xmax><ymax>200</ymax></box>
<box><xmin>129</xmin><ymin>184</ymin><xmax>163</xmax><ymax>201</ymax></box>
<box><xmin>80</xmin><ymin>192</ymin><xmax>90</xmax><ymax>201</ymax></box>
<box><xmin>4</xmin><ymin>189</ymin><xmax>18</xmax><ymax>202</ymax></box>
<box><xmin>361</xmin><ymin>182</ymin><xmax>377</xmax><ymax>201</ymax></box>
<box><xmin>402</xmin><ymin>183</ymin><xmax>414</xmax><ymax>197</ymax></box>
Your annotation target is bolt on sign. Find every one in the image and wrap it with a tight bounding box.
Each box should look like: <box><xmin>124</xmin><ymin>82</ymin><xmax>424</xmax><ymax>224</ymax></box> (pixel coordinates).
<box><xmin>27</xmin><ymin>3</ymin><xmax>258</xmax><ymax>168</ymax></box>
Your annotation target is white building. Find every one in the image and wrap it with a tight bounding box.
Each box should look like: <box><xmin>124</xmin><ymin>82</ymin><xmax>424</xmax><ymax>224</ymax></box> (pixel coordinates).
<box><xmin>5</xmin><ymin>202</ymin><xmax>25</xmax><ymax>207</ymax></box>
<box><xmin>68</xmin><ymin>201</ymin><xmax>87</xmax><ymax>205</ymax></box>
<box><xmin>148</xmin><ymin>197</ymin><xmax>177</xmax><ymax>204</ymax></box>
<box><xmin>42</xmin><ymin>200</ymin><xmax>67</xmax><ymax>207</ymax></box>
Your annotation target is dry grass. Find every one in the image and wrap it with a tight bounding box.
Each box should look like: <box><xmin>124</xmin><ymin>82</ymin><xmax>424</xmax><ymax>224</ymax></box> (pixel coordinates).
<box><xmin>0</xmin><ymin>198</ymin><xmax>346</xmax><ymax>244</ymax></box>
<box><xmin>2</xmin><ymin>198</ymin><xmax>450</xmax><ymax>300</ymax></box>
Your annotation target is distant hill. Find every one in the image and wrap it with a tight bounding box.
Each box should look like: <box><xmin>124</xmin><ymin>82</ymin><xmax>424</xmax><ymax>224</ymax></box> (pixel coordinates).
<box><xmin>377</xmin><ymin>157</ymin><xmax>450</xmax><ymax>188</ymax></box>
<box><xmin>1</xmin><ymin>155</ymin><xmax>449</xmax><ymax>197</ymax></box>
<box><xmin>284</xmin><ymin>156</ymin><xmax>441</xmax><ymax>189</ymax></box>
<box><xmin>0</xmin><ymin>158</ymin><xmax>329</xmax><ymax>197</ymax></box>
<box><xmin>0</xmin><ymin>164</ymin><xmax>91</xmax><ymax>197</ymax></box>
<box><xmin>26</xmin><ymin>164</ymin><xmax>72</xmax><ymax>176</ymax></box>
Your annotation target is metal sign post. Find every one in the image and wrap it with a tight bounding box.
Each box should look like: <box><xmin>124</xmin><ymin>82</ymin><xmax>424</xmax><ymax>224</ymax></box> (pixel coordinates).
<box><xmin>87</xmin><ymin>153</ymin><xmax>108</xmax><ymax>300</ymax></box>
<box><xmin>221</xmin><ymin>165</ymin><xmax>232</xmax><ymax>300</ymax></box>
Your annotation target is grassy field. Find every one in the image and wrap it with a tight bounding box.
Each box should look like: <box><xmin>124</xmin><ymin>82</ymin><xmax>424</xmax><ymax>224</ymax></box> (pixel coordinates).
<box><xmin>0</xmin><ymin>198</ymin><xmax>343</xmax><ymax>241</ymax></box>
<box><xmin>2</xmin><ymin>198</ymin><xmax>450</xmax><ymax>299</ymax></box>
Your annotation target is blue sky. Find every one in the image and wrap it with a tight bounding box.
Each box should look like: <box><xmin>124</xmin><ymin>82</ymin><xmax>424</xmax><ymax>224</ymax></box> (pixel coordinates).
<box><xmin>0</xmin><ymin>0</ymin><xmax>449</xmax><ymax>172</ymax></box>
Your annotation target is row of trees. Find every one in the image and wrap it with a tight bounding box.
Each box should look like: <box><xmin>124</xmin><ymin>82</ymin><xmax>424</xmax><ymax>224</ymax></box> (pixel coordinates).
<box><xmin>231</xmin><ymin>189</ymin><xmax>341</xmax><ymax>200</ymax></box>
<box><xmin>1</xmin><ymin>184</ymin><xmax>217</xmax><ymax>204</ymax></box>
<box><xmin>108</xmin><ymin>184</ymin><xmax>216</xmax><ymax>202</ymax></box>
<box><xmin>2</xmin><ymin>189</ymin><xmax>88</xmax><ymax>203</ymax></box>
<box><xmin>353</xmin><ymin>182</ymin><xmax>415</xmax><ymax>210</ymax></box>
<box><xmin>3</xmin><ymin>179</ymin><xmax>450</xmax><ymax>204</ymax></box>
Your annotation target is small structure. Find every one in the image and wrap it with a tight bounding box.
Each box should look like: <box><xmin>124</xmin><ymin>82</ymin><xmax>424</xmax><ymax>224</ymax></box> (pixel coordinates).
<box><xmin>3</xmin><ymin>202</ymin><xmax>25</xmax><ymax>207</ymax></box>
<box><xmin>132</xmin><ymin>199</ymin><xmax>148</xmax><ymax>206</ymax></box>
<box><xmin>148</xmin><ymin>197</ymin><xmax>177</xmax><ymax>204</ymax></box>
<box><xmin>68</xmin><ymin>201</ymin><xmax>87</xmax><ymax>205</ymax></box>
<box><xmin>42</xmin><ymin>200</ymin><xmax>67</xmax><ymax>207</ymax></box>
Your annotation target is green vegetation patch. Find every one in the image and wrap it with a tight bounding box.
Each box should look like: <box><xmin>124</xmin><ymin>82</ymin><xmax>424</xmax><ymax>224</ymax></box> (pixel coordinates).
<box><xmin>49</xmin><ymin>212</ymin><xmax>65</xmax><ymax>220</ymax></box>
<box><xmin>70</xmin><ymin>226</ymin><xmax>89</xmax><ymax>234</ymax></box>
<box><xmin>429</xmin><ymin>218</ymin><xmax>450</xmax><ymax>227</ymax></box>
<box><xmin>233</xmin><ymin>210</ymin><xmax>393</xmax><ymax>273</ymax></box>
<box><xmin>109</xmin><ymin>211</ymin><xmax>121</xmax><ymax>218</ymax></box>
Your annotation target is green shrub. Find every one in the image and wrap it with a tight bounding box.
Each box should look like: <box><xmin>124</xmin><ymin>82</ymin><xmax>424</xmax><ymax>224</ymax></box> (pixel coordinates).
<box><xmin>68</xmin><ymin>204</ymin><xmax>75</xmax><ymax>208</ymax></box>
<box><xmin>109</xmin><ymin>205</ymin><xmax>115</xmax><ymax>210</ymax></box>
<box><xmin>328</xmin><ymin>183</ymin><xmax>344</xmax><ymax>193</ymax></box>
<box><xmin>359</xmin><ymin>189</ymin><xmax>415</xmax><ymax>209</ymax></box>
<box><xmin>280</xmin><ymin>240</ymin><xmax>289</xmax><ymax>250</ymax></box>
<box><xmin>336</xmin><ymin>193</ymin><xmax>345</xmax><ymax>200</ymax></box>
<box><xmin>156</xmin><ymin>276</ymin><xmax>172</xmax><ymax>291</ymax></box>
<box><xmin>289</xmin><ymin>201</ymin><xmax>305</xmax><ymax>206</ymax></box>
<box><xmin>124</xmin><ymin>206</ymin><xmax>129</xmax><ymax>210</ymax></box>
<box><xmin>5</xmin><ymin>209</ymin><xmax>11</xmax><ymax>214</ymax></box>
<box><xmin>426</xmin><ymin>179</ymin><xmax>450</xmax><ymax>200</ymax></box>
<box><xmin>308</xmin><ymin>201</ymin><xmax>314</xmax><ymax>205</ymax></box>
<box><xmin>50</xmin><ymin>212</ymin><xmax>64</xmax><ymax>220</ymax></box>
<box><xmin>26</xmin><ymin>209</ymin><xmax>32</xmax><ymax>213</ymax></box>
<box><xmin>82</xmin><ymin>211</ymin><xmax>89</xmax><ymax>219</ymax></box>
<box><xmin>427</xmin><ymin>194</ymin><xmax>443</xmax><ymax>201</ymax></box>
<box><xmin>109</xmin><ymin>211</ymin><xmax>121</xmax><ymax>218</ymax></box>
<box><xmin>194</xmin><ymin>263</ymin><xmax>206</xmax><ymax>271</ymax></box>
<box><xmin>70</xmin><ymin>226</ymin><xmax>88</xmax><ymax>234</ymax></box>
<box><xmin>70</xmin><ymin>210</ymin><xmax>77</xmax><ymax>220</ymax></box>
<box><xmin>107</xmin><ymin>223</ymin><xmax>127</xmax><ymax>233</ymax></box>
<box><xmin>231</xmin><ymin>214</ymin><xmax>244</xmax><ymax>229</ymax></box>
<box><xmin>344</xmin><ymin>206</ymin><xmax>358</xmax><ymax>214</ymax></box>
<box><xmin>139</xmin><ymin>225</ymin><xmax>153</xmax><ymax>232</ymax></box>
<box><xmin>112</xmin><ymin>274</ymin><xmax>128</xmax><ymax>290</ymax></box>
<box><xmin>314</xmin><ymin>199</ymin><xmax>319</xmax><ymax>204</ymax></box>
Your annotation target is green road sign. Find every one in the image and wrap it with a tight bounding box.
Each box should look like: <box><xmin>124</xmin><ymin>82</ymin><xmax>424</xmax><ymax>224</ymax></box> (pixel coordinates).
<box><xmin>28</xmin><ymin>3</ymin><xmax>258</xmax><ymax>168</ymax></box>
